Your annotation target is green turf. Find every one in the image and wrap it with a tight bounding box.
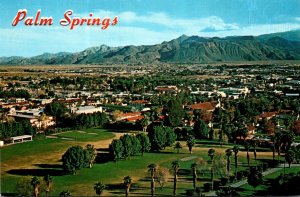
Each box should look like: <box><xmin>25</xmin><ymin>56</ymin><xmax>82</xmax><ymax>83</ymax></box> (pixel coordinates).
<box><xmin>1</xmin><ymin>129</ymin><xmax>115</xmax><ymax>162</ymax></box>
<box><xmin>1</xmin><ymin>137</ymin><xmax>66</xmax><ymax>162</ymax></box>
<box><xmin>1</xmin><ymin>134</ymin><xmax>277</xmax><ymax>196</ymax></box>
<box><xmin>55</xmin><ymin>131</ymin><xmax>113</xmax><ymax>141</ymax></box>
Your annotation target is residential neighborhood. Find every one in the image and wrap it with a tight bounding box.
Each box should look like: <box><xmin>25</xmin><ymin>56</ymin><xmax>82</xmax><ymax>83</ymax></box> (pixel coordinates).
<box><xmin>1</xmin><ymin>62</ymin><xmax>300</xmax><ymax>196</ymax></box>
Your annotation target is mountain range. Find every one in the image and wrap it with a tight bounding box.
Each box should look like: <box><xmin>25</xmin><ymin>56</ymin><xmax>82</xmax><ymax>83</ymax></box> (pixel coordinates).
<box><xmin>1</xmin><ymin>30</ymin><xmax>299</xmax><ymax>65</ymax></box>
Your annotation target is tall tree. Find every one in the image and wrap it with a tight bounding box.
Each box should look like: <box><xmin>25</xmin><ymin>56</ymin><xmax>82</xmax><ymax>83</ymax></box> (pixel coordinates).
<box><xmin>120</xmin><ymin>134</ymin><xmax>135</xmax><ymax>159</ymax></box>
<box><xmin>136</xmin><ymin>133</ymin><xmax>151</xmax><ymax>156</ymax></box>
<box><xmin>270</xmin><ymin>135</ymin><xmax>276</xmax><ymax>160</ymax></box>
<box><xmin>191</xmin><ymin>162</ymin><xmax>198</xmax><ymax>191</ymax></box>
<box><xmin>148</xmin><ymin>126</ymin><xmax>176</xmax><ymax>151</ymax></box>
<box><xmin>109</xmin><ymin>139</ymin><xmax>124</xmax><ymax>161</ymax></box>
<box><xmin>123</xmin><ymin>176</ymin><xmax>132</xmax><ymax>197</ymax></box>
<box><xmin>225</xmin><ymin>149</ymin><xmax>233</xmax><ymax>177</ymax></box>
<box><xmin>244</xmin><ymin>141</ymin><xmax>251</xmax><ymax>166</ymax></box>
<box><xmin>193</xmin><ymin>119</ymin><xmax>209</xmax><ymax>139</ymax></box>
<box><xmin>186</xmin><ymin>135</ymin><xmax>195</xmax><ymax>154</ymax></box>
<box><xmin>232</xmin><ymin>146</ymin><xmax>239</xmax><ymax>179</ymax></box>
<box><xmin>252</xmin><ymin>140</ymin><xmax>257</xmax><ymax>161</ymax></box>
<box><xmin>280</xmin><ymin>130</ymin><xmax>295</xmax><ymax>152</ymax></box>
<box><xmin>44</xmin><ymin>101</ymin><xmax>67</xmax><ymax>119</ymax></box>
<box><xmin>208</xmin><ymin>148</ymin><xmax>215</xmax><ymax>162</ymax></box>
<box><xmin>94</xmin><ymin>182</ymin><xmax>106</xmax><ymax>196</ymax></box>
<box><xmin>43</xmin><ymin>175</ymin><xmax>53</xmax><ymax>197</ymax></box>
<box><xmin>171</xmin><ymin>161</ymin><xmax>180</xmax><ymax>196</ymax></box>
<box><xmin>165</xmin><ymin>98</ymin><xmax>184</xmax><ymax>127</ymax></box>
<box><xmin>31</xmin><ymin>176</ymin><xmax>40</xmax><ymax>197</ymax></box>
<box><xmin>274</xmin><ymin>132</ymin><xmax>282</xmax><ymax>161</ymax></box>
<box><xmin>148</xmin><ymin>164</ymin><xmax>157</xmax><ymax>196</ymax></box>
<box><xmin>62</xmin><ymin>145</ymin><xmax>89</xmax><ymax>174</ymax></box>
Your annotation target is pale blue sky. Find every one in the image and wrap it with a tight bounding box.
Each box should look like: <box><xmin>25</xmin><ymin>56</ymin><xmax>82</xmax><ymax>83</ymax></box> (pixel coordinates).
<box><xmin>0</xmin><ymin>0</ymin><xmax>299</xmax><ymax>57</ymax></box>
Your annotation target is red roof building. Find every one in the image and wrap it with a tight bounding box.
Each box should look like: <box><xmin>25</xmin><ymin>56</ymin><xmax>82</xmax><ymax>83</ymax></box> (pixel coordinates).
<box><xmin>187</xmin><ymin>102</ymin><xmax>217</xmax><ymax>112</ymax></box>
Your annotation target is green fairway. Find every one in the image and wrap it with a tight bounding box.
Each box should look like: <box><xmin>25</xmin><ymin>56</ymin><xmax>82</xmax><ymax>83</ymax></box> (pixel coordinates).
<box><xmin>55</xmin><ymin>129</ymin><xmax>114</xmax><ymax>142</ymax></box>
<box><xmin>1</xmin><ymin>131</ymin><xmax>277</xmax><ymax>196</ymax></box>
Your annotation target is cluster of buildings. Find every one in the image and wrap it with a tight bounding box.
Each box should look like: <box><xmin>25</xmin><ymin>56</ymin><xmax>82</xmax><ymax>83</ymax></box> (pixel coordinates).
<box><xmin>1</xmin><ymin>64</ymin><xmax>299</xmax><ymax>146</ymax></box>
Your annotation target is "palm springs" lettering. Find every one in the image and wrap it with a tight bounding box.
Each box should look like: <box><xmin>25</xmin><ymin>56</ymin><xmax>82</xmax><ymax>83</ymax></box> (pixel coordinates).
<box><xmin>12</xmin><ymin>9</ymin><xmax>118</xmax><ymax>30</ymax></box>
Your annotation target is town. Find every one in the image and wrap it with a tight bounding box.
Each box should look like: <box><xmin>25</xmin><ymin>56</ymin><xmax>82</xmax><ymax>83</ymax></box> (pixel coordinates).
<box><xmin>1</xmin><ymin>61</ymin><xmax>300</xmax><ymax>196</ymax></box>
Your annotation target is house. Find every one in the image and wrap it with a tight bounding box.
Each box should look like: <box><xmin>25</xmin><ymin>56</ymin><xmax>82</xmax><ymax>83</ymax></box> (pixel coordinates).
<box><xmin>246</xmin><ymin>125</ymin><xmax>257</xmax><ymax>135</ymax></box>
<box><xmin>155</xmin><ymin>86</ymin><xmax>178</xmax><ymax>94</ymax></box>
<box><xmin>58</xmin><ymin>98</ymin><xmax>82</xmax><ymax>108</ymax></box>
<box><xmin>116</xmin><ymin>112</ymin><xmax>143</xmax><ymax>122</ymax></box>
<box><xmin>8</xmin><ymin>108</ymin><xmax>55</xmax><ymax>130</ymax></box>
<box><xmin>187</xmin><ymin>101</ymin><xmax>219</xmax><ymax>112</ymax></box>
<box><xmin>125</xmin><ymin>115</ymin><xmax>144</xmax><ymax>122</ymax></box>
<box><xmin>256</xmin><ymin>112</ymin><xmax>278</xmax><ymax>121</ymax></box>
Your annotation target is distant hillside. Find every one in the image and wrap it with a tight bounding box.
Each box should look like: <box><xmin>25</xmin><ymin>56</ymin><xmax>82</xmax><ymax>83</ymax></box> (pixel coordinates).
<box><xmin>1</xmin><ymin>30</ymin><xmax>299</xmax><ymax>65</ymax></box>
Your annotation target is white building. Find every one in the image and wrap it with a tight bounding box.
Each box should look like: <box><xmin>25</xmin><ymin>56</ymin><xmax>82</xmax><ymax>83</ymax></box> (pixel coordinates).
<box><xmin>71</xmin><ymin>106</ymin><xmax>103</xmax><ymax>114</ymax></box>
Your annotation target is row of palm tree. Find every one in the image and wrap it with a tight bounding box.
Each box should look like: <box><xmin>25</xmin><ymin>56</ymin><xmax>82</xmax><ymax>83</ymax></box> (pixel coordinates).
<box><xmin>30</xmin><ymin>139</ymin><xmax>297</xmax><ymax>197</ymax></box>
<box><xmin>30</xmin><ymin>175</ymin><xmax>53</xmax><ymax>197</ymax></box>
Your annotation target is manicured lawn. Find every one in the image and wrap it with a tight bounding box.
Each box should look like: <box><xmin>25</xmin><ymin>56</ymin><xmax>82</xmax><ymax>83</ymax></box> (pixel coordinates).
<box><xmin>1</xmin><ymin>134</ymin><xmax>276</xmax><ymax>196</ymax></box>
<box><xmin>1</xmin><ymin>129</ymin><xmax>115</xmax><ymax>162</ymax></box>
<box><xmin>1</xmin><ymin>137</ymin><xmax>66</xmax><ymax>162</ymax></box>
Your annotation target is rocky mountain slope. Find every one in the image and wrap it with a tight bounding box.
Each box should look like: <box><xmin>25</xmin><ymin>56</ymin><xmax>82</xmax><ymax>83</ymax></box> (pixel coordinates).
<box><xmin>1</xmin><ymin>30</ymin><xmax>299</xmax><ymax>65</ymax></box>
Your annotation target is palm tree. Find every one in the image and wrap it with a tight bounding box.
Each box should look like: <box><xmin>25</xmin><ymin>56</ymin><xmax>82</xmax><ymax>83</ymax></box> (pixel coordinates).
<box><xmin>43</xmin><ymin>175</ymin><xmax>53</xmax><ymax>197</ymax></box>
<box><xmin>174</xmin><ymin>142</ymin><xmax>183</xmax><ymax>154</ymax></box>
<box><xmin>171</xmin><ymin>161</ymin><xmax>180</xmax><ymax>196</ymax></box>
<box><xmin>191</xmin><ymin>162</ymin><xmax>198</xmax><ymax>191</ymax></box>
<box><xmin>232</xmin><ymin>146</ymin><xmax>239</xmax><ymax>179</ymax></box>
<box><xmin>31</xmin><ymin>176</ymin><xmax>40</xmax><ymax>197</ymax></box>
<box><xmin>225</xmin><ymin>149</ymin><xmax>233</xmax><ymax>177</ymax></box>
<box><xmin>94</xmin><ymin>182</ymin><xmax>106</xmax><ymax>196</ymax></box>
<box><xmin>252</xmin><ymin>140</ymin><xmax>257</xmax><ymax>161</ymax></box>
<box><xmin>186</xmin><ymin>136</ymin><xmax>195</xmax><ymax>154</ymax></box>
<box><xmin>244</xmin><ymin>141</ymin><xmax>250</xmax><ymax>166</ymax></box>
<box><xmin>270</xmin><ymin>135</ymin><xmax>276</xmax><ymax>160</ymax></box>
<box><xmin>208</xmin><ymin>148</ymin><xmax>216</xmax><ymax>189</ymax></box>
<box><xmin>123</xmin><ymin>176</ymin><xmax>132</xmax><ymax>197</ymax></box>
<box><xmin>274</xmin><ymin>132</ymin><xmax>282</xmax><ymax>161</ymax></box>
<box><xmin>208</xmin><ymin>148</ymin><xmax>215</xmax><ymax>162</ymax></box>
<box><xmin>148</xmin><ymin>164</ymin><xmax>157</xmax><ymax>196</ymax></box>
